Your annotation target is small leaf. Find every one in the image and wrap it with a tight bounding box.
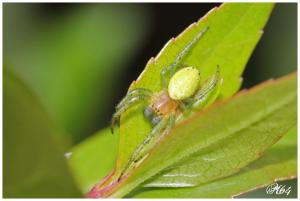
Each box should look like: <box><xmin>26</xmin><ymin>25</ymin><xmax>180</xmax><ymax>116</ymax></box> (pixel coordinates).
<box><xmin>129</xmin><ymin>126</ymin><xmax>297</xmax><ymax>198</ymax></box>
<box><xmin>3</xmin><ymin>70</ymin><xmax>81</xmax><ymax>198</ymax></box>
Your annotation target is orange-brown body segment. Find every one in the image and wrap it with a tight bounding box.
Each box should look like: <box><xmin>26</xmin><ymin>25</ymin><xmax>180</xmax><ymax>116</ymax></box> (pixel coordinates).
<box><xmin>151</xmin><ymin>90</ymin><xmax>179</xmax><ymax>116</ymax></box>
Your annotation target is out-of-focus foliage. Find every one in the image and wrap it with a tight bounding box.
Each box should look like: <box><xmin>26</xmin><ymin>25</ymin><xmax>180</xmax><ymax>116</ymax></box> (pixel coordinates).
<box><xmin>244</xmin><ymin>4</ymin><xmax>297</xmax><ymax>86</ymax></box>
<box><xmin>3</xmin><ymin>69</ymin><xmax>81</xmax><ymax>198</ymax></box>
<box><xmin>4</xmin><ymin>4</ymin><xmax>149</xmax><ymax>143</ymax></box>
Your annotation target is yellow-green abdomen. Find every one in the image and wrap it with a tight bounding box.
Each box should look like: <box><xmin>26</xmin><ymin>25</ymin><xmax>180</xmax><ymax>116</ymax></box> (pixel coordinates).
<box><xmin>168</xmin><ymin>67</ymin><xmax>200</xmax><ymax>100</ymax></box>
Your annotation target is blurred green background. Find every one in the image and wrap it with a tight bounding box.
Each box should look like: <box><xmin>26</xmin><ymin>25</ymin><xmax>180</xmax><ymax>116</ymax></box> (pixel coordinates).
<box><xmin>3</xmin><ymin>3</ymin><xmax>297</xmax><ymax>198</ymax></box>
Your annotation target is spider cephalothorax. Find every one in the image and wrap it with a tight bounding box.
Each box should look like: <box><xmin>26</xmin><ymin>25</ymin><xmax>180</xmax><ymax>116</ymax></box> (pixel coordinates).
<box><xmin>111</xmin><ymin>26</ymin><xmax>223</xmax><ymax>180</ymax></box>
<box><xmin>144</xmin><ymin>90</ymin><xmax>179</xmax><ymax>125</ymax></box>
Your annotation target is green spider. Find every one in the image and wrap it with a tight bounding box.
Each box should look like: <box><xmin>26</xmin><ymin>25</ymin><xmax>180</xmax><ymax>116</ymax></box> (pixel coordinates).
<box><xmin>111</xmin><ymin>26</ymin><xmax>223</xmax><ymax>180</ymax></box>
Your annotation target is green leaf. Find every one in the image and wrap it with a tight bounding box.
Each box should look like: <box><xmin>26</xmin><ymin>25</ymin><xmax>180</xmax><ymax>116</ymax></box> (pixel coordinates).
<box><xmin>4</xmin><ymin>4</ymin><xmax>149</xmax><ymax>142</ymax></box>
<box><xmin>105</xmin><ymin>72</ymin><xmax>296</xmax><ymax>198</ymax></box>
<box><xmin>116</xmin><ymin>3</ymin><xmax>274</xmax><ymax>180</ymax></box>
<box><xmin>68</xmin><ymin>128</ymin><xmax>119</xmax><ymax>193</ymax></box>
<box><xmin>141</xmin><ymin>83</ymin><xmax>296</xmax><ymax>188</ymax></box>
<box><xmin>129</xmin><ymin>126</ymin><xmax>297</xmax><ymax>198</ymax></box>
<box><xmin>3</xmin><ymin>70</ymin><xmax>81</xmax><ymax>198</ymax></box>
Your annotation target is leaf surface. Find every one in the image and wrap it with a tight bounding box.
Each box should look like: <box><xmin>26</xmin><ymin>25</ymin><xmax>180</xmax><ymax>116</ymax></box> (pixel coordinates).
<box><xmin>141</xmin><ymin>89</ymin><xmax>297</xmax><ymax>188</ymax></box>
<box><xmin>129</xmin><ymin>126</ymin><xmax>297</xmax><ymax>198</ymax></box>
<box><xmin>4</xmin><ymin>4</ymin><xmax>148</xmax><ymax>142</ymax></box>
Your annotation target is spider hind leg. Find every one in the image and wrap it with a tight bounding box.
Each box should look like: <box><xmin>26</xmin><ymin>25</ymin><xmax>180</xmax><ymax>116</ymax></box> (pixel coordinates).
<box><xmin>190</xmin><ymin>65</ymin><xmax>223</xmax><ymax>110</ymax></box>
<box><xmin>118</xmin><ymin>113</ymin><xmax>175</xmax><ymax>180</ymax></box>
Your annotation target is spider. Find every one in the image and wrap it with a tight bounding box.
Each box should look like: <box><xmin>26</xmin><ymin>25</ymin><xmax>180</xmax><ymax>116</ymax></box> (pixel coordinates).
<box><xmin>111</xmin><ymin>26</ymin><xmax>223</xmax><ymax>180</ymax></box>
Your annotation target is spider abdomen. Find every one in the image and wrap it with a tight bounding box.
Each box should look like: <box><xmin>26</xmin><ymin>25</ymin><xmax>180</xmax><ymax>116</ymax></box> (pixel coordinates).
<box><xmin>168</xmin><ymin>67</ymin><xmax>200</xmax><ymax>100</ymax></box>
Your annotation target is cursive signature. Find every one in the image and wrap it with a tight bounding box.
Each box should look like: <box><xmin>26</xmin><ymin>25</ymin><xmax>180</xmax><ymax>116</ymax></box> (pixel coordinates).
<box><xmin>266</xmin><ymin>182</ymin><xmax>291</xmax><ymax>196</ymax></box>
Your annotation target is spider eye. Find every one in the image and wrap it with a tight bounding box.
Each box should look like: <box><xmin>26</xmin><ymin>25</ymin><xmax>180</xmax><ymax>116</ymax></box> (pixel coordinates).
<box><xmin>168</xmin><ymin>67</ymin><xmax>200</xmax><ymax>100</ymax></box>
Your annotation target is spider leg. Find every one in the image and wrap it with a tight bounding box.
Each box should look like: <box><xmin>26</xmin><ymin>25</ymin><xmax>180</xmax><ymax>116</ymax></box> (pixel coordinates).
<box><xmin>188</xmin><ymin>66</ymin><xmax>223</xmax><ymax>111</ymax></box>
<box><xmin>173</xmin><ymin>26</ymin><xmax>209</xmax><ymax>66</ymax></box>
<box><xmin>116</xmin><ymin>88</ymin><xmax>153</xmax><ymax>110</ymax></box>
<box><xmin>160</xmin><ymin>26</ymin><xmax>209</xmax><ymax>87</ymax></box>
<box><xmin>118</xmin><ymin>113</ymin><xmax>176</xmax><ymax>180</ymax></box>
<box><xmin>111</xmin><ymin>91</ymin><xmax>152</xmax><ymax>134</ymax></box>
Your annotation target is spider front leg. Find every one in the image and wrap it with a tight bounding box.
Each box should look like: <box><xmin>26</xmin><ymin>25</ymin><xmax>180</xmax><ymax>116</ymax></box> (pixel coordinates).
<box><xmin>161</xmin><ymin>26</ymin><xmax>209</xmax><ymax>88</ymax></box>
<box><xmin>118</xmin><ymin>113</ymin><xmax>176</xmax><ymax>180</ymax></box>
<box><xmin>115</xmin><ymin>88</ymin><xmax>152</xmax><ymax>110</ymax></box>
<box><xmin>111</xmin><ymin>88</ymin><xmax>153</xmax><ymax>133</ymax></box>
